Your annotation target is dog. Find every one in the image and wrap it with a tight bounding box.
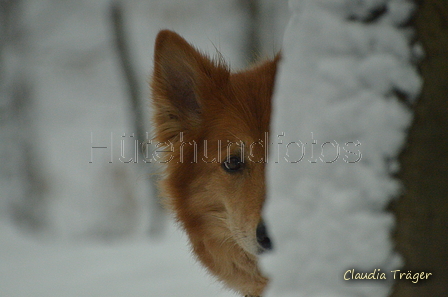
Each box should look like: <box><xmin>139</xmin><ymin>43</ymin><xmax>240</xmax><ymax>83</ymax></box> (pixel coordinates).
<box><xmin>151</xmin><ymin>30</ymin><xmax>279</xmax><ymax>297</ymax></box>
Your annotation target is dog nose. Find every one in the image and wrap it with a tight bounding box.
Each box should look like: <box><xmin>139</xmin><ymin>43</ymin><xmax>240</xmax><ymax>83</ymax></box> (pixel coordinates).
<box><xmin>256</xmin><ymin>221</ymin><xmax>273</xmax><ymax>252</ymax></box>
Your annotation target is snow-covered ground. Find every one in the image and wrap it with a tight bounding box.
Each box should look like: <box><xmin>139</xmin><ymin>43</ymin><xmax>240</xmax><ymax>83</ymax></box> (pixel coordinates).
<box><xmin>0</xmin><ymin>222</ymin><xmax>233</xmax><ymax>297</ymax></box>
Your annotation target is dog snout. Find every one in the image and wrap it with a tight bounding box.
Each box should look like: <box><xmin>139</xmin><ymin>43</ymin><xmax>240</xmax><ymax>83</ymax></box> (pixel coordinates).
<box><xmin>256</xmin><ymin>221</ymin><xmax>272</xmax><ymax>253</ymax></box>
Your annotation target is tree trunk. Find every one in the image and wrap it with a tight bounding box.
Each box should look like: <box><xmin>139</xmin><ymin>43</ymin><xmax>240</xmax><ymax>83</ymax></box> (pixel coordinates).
<box><xmin>390</xmin><ymin>0</ymin><xmax>448</xmax><ymax>296</ymax></box>
<box><xmin>110</xmin><ymin>1</ymin><xmax>166</xmax><ymax>237</ymax></box>
<box><xmin>0</xmin><ymin>0</ymin><xmax>47</xmax><ymax>229</ymax></box>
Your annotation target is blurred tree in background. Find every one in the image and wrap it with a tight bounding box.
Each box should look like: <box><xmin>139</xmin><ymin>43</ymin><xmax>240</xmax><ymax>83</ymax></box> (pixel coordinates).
<box><xmin>0</xmin><ymin>0</ymin><xmax>47</xmax><ymax>230</ymax></box>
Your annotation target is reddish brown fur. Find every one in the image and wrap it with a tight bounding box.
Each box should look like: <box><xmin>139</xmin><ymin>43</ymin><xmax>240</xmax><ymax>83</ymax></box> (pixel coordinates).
<box><xmin>151</xmin><ymin>30</ymin><xmax>279</xmax><ymax>296</ymax></box>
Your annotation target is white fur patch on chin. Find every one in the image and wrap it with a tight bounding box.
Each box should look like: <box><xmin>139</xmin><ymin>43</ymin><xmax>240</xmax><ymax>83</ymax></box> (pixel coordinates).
<box><xmin>235</xmin><ymin>235</ymin><xmax>259</xmax><ymax>256</ymax></box>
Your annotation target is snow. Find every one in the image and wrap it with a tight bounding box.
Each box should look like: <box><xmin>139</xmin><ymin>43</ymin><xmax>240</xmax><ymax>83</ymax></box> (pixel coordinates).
<box><xmin>262</xmin><ymin>0</ymin><xmax>421</xmax><ymax>296</ymax></box>
<box><xmin>0</xmin><ymin>222</ymin><xmax>233</xmax><ymax>297</ymax></box>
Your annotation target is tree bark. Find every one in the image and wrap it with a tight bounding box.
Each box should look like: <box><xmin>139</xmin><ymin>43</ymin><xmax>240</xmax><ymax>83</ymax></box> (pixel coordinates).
<box><xmin>390</xmin><ymin>0</ymin><xmax>448</xmax><ymax>296</ymax></box>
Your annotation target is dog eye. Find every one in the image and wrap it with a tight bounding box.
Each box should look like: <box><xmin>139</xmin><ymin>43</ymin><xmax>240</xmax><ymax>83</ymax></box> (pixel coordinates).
<box><xmin>222</xmin><ymin>156</ymin><xmax>243</xmax><ymax>173</ymax></box>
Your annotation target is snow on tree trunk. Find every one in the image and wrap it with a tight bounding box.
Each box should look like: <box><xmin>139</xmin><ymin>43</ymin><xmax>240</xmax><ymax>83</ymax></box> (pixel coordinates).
<box><xmin>262</xmin><ymin>0</ymin><xmax>421</xmax><ymax>296</ymax></box>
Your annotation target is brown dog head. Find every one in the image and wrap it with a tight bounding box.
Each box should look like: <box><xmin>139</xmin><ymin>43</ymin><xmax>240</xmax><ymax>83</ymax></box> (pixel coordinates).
<box><xmin>151</xmin><ymin>30</ymin><xmax>279</xmax><ymax>296</ymax></box>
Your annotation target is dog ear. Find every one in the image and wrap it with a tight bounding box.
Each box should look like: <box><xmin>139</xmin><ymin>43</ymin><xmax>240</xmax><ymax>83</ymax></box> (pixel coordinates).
<box><xmin>151</xmin><ymin>30</ymin><xmax>228</xmax><ymax>143</ymax></box>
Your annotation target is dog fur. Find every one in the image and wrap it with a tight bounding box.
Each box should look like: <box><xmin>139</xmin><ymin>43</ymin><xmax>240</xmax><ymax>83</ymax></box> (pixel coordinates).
<box><xmin>151</xmin><ymin>30</ymin><xmax>279</xmax><ymax>297</ymax></box>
